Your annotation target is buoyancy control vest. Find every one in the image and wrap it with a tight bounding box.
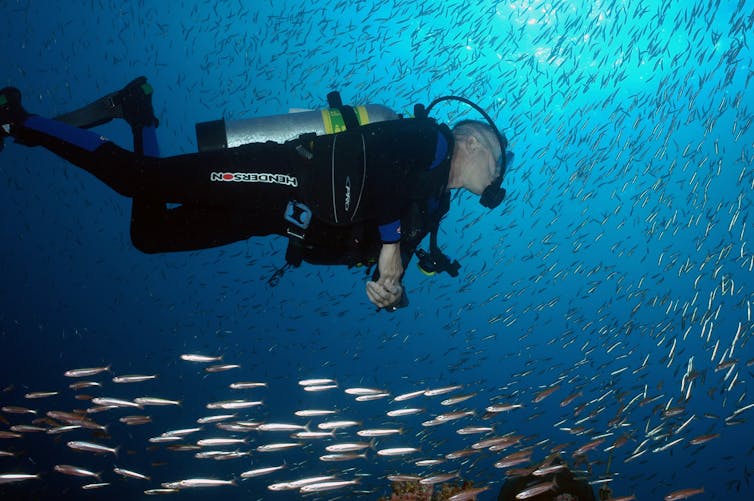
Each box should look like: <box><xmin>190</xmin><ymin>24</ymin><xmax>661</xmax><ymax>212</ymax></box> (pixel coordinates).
<box><xmin>297</xmin><ymin>116</ymin><xmax>451</xmax><ymax>228</ymax></box>
<box><xmin>280</xmin><ymin>116</ymin><xmax>453</xmax><ymax>272</ymax></box>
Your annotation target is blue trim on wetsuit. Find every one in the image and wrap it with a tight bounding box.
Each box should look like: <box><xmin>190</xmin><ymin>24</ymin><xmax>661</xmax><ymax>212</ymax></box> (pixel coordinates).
<box><xmin>429</xmin><ymin>130</ymin><xmax>448</xmax><ymax>170</ymax></box>
<box><xmin>141</xmin><ymin>126</ymin><xmax>159</xmax><ymax>158</ymax></box>
<box><xmin>378</xmin><ymin>131</ymin><xmax>448</xmax><ymax>243</ymax></box>
<box><xmin>379</xmin><ymin>220</ymin><xmax>401</xmax><ymax>243</ymax></box>
<box><xmin>23</xmin><ymin>115</ymin><xmax>108</xmax><ymax>152</ymax></box>
<box><xmin>425</xmin><ymin>130</ymin><xmax>447</xmax><ymax>213</ymax></box>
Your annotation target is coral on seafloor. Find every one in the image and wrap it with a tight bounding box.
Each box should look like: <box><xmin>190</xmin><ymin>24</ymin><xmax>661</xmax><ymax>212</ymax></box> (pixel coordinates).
<box><xmin>379</xmin><ymin>479</ymin><xmax>477</xmax><ymax>501</ymax></box>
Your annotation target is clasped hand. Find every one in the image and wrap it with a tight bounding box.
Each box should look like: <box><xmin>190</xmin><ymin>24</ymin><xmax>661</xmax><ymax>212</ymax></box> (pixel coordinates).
<box><xmin>366</xmin><ymin>242</ymin><xmax>403</xmax><ymax>309</ymax></box>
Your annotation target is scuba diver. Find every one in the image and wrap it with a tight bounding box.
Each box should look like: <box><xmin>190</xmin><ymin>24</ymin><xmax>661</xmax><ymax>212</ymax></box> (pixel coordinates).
<box><xmin>0</xmin><ymin>77</ymin><xmax>510</xmax><ymax>311</ymax></box>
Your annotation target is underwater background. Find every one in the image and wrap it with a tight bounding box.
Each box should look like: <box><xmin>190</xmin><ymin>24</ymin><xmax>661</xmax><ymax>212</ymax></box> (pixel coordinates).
<box><xmin>1</xmin><ymin>0</ymin><xmax>753</xmax><ymax>499</ymax></box>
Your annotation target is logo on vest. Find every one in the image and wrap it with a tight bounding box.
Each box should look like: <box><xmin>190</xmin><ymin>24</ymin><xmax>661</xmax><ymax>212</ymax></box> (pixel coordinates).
<box><xmin>344</xmin><ymin>176</ymin><xmax>352</xmax><ymax>213</ymax></box>
<box><xmin>210</xmin><ymin>172</ymin><xmax>298</xmax><ymax>187</ymax></box>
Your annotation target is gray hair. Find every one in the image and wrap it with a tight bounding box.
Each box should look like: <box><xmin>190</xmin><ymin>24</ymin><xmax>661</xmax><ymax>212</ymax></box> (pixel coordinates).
<box><xmin>451</xmin><ymin>120</ymin><xmax>501</xmax><ymax>161</ymax></box>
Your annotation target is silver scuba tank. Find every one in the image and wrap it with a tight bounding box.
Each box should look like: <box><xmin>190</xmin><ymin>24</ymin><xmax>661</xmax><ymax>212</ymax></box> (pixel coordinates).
<box><xmin>195</xmin><ymin>105</ymin><xmax>399</xmax><ymax>152</ymax></box>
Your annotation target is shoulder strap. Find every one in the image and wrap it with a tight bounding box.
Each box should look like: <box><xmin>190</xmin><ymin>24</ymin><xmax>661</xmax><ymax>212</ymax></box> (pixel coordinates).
<box><xmin>327</xmin><ymin>91</ymin><xmax>359</xmax><ymax>130</ymax></box>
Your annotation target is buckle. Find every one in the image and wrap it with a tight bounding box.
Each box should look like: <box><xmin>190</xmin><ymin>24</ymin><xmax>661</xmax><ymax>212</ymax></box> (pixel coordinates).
<box><xmin>284</xmin><ymin>201</ymin><xmax>312</xmax><ymax>231</ymax></box>
<box><xmin>294</xmin><ymin>143</ymin><xmax>314</xmax><ymax>160</ymax></box>
<box><xmin>286</xmin><ymin>228</ymin><xmax>305</xmax><ymax>240</ymax></box>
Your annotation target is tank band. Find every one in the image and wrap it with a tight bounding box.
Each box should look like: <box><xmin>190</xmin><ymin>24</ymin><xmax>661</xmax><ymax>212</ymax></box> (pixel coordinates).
<box><xmin>321</xmin><ymin>106</ymin><xmax>371</xmax><ymax>134</ymax></box>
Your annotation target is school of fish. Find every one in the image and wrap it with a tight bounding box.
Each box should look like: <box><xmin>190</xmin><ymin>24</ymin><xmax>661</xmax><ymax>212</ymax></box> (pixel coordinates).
<box><xmin>2</xmin><ymin>0</ymin><xmax>753</xmax><ymax>499</ymax></box>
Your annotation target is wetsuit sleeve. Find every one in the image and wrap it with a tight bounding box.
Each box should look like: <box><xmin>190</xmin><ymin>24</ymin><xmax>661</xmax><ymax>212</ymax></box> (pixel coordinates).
<box><xmin>378</xmin><ymin>220</ymin><xmax>401</xmax><ymax>243</ymax></box>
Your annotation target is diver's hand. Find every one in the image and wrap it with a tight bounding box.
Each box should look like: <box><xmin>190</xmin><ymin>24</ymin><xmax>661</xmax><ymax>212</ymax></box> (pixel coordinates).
<box><xmin>366</xmin><ymin>242</ymin><xmax>404</xmax><ymax>309</ymax></box>
<box><xmin>366</xmin><ymin>281</ymin><xmax>404</xmax><ymax>309</ymax></box>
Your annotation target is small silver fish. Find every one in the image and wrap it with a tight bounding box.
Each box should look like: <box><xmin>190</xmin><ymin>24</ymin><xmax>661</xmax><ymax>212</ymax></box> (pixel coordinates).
<box><xmin>0</xmin><ymin>473</ymin><xmax>40</xmax><ymax>484</ymax></box>
<box><xmin>161</xmin><ymin>427</ymin><xmax>202</xmax><ymax>437</ymax></box>
<box><xmin>205</xmin><ymin>364</ymin><xmax>241</xmax><ymax>373</ymax></box>
<box><xmin>393</xmin><ymin>389</ymin><xmax>426</xmax><ymax>401</ymax></box>
<box><xmin>344</xmin><ymin>387</ymin><xmax>386</xmax><ymax>396</ymax></box>
<box><xmin>515</xmin><ymin>479</ymin><xmax>557</xmax><ymax>499</ymax></box>
<box><xmin>206</xmin><ymin>399</ymin><xmax>262</xmax><ymax>410</ymax></box>
<box><xmin>299</xmin><ymin>479</ymin><xmax>360</xmax><ymax>493</ymax></box>
<box><xmin>81</xmin><ymin>482</ymin><xmax>110</xmax><ymax>490</ymax></box>
<box><xmin>298</xmin><ymin>378</ymin><xmax>336</xmax><ymax>386</ymax></box>
<box><xmin>317</xmin><ymin>420</ymin><xmax>360</xmax><ymax>430</ymax></box>
<box><xmin>1</xmin><ymin>406</ymin><xmax>37</xmax><ymax>415</ymax></box>
<box><xmin>386</xmin><ymin>408</ymin><xmax>423</xmax><ymax>417</ymax></box>
<box><xmin>64</xmin><ymin>366</ymin><xmax>111</xmax><ymax>378</ymax></box>
<box><xmin>175</xmin><ymin>478</ymin><xmax>236</xmax><ymax>488</ymax></box>
<box><xmin>112</xmin><ymin>375</ymin><xmax>157</xmax><ymax>383</ymax></box>
<box><xmin>325</xmin><ymin>442</ymin><xmax>371</xmax><ymax>452</ymax></box>
<box><xmin>376</xmin><ymin>447</ymin><xmax>420</xmax><ymax>456</ymax></box>
<box><xmin>91</xmin><ymin>397</ymin><xmax>142</xmax><ymax>409</ymax></box>
<box><xmin>113</xmin><ymin>467</ymin><xmax>150</xmax><ymax>481</ymax></box>
<box><xmin>133</xmin><ymin>397</ymin><xmax>180</xmax><ymax>406</ymax></box>
<box><xmin>54</xmin><ymin>464</ymin><xmax>100</xmax><ymax>480</ymax></box>
<box><xmin>294</xmin><ymin>409</ymin><xmax>337</xmax><ymax>417</ymax></box>
<box><xmin>229</xmin><ymin>382</ymin><xmax>268</xmax><ymax>389</ymax></box>
<box><xmin>256</xmin><ymin>442</ymin><xmax>304</xmax><ymax>452</ymax></box>
<box><xmin>196</xmin><ymin>414</ymin><xmax>236</xmax><ymax>424</ymax></box>
<box><xmin>356</xmin><ymin>428</ymin><xmax>402</xmax><ymax>437</ymax></box>
<box><xmin>24</xmin><ymin>391</ymin><xmax>59</xmax><ymax>399</ymax></box>
<box><xmin>196</xmin><ymin>438</ymin><xmax>246</xmax><ymax>447</ymax></box>
<box><xmin>240</xmin><ymin>465</ymin><xmax>286</xmax><ymax>478</ymax></box>
<box><xmin>67</xmin><ymin>441</ymin><xmax>118</xmax><ymax>456</ymax></box>
<box><xmin>424</xmin><ymin>385</ymin><xmax>463</xmax><ymax>397</ymax></box>
<box><xmin>257</xmin><ymin>423</ymin><xmax>308</xmax><ymax>432</ymax></box>
<box><xmin>180</xmin><ymin>354</ymin><xmax>222</xmax><ymax>363</ymax></box>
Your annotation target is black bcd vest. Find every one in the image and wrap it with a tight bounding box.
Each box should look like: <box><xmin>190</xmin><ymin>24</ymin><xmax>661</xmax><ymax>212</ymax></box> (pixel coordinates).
<box><xmin>288</xmin><ymin>117</ymin><xmax>453</xmax><ymax>269</ymax></box>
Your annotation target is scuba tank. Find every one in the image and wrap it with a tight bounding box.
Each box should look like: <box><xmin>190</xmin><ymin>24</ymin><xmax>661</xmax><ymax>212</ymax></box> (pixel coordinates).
<box><xmin>194</xmin><ymin>104</ymin><xmax>399</xmax><ymax>151</ymax></box>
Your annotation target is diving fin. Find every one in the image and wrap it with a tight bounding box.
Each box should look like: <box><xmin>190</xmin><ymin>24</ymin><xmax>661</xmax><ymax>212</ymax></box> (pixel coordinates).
<box><xmin>53</xmin><ymin>76</ymin><xmax>158</xmax><ymax>130</ymax></box>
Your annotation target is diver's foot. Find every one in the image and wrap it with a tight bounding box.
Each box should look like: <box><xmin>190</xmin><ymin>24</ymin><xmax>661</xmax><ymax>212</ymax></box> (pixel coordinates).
<box><xmin>0</xmin><ymin>87</ymin><xmax>29</xmax><ymax>138</ymax></box>
<box><xmin>114</xmin><ymin>76</ymin><xmax>159</xmax><ymax>130</ymax></box>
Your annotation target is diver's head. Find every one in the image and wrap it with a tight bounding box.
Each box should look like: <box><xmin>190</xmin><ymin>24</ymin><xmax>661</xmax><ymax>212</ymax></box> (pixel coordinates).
<box><xmin>448</xmin><ymin>120</ymin><xmax>503</xmax><ymax>198</ymax></box>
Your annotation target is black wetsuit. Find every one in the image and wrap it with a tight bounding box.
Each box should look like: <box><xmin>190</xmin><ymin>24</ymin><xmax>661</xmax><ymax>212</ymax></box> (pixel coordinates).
<box><xmin>13</xmin><ymin>114</ymin><xmax>453</xmax><ymax>269</ymax></box>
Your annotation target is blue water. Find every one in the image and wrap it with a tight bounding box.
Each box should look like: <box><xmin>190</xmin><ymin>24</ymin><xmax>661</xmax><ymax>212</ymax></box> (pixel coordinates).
<box><xmin>1</xmin><ymin>0</ymin><xmax>752</xmax><ymax>500</ymax></box>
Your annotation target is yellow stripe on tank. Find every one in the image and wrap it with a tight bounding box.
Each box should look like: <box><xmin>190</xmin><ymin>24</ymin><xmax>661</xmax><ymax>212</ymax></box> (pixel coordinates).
<box><xmin>354</xmin><ymin>105</ymin><xmax>370</xmax><ymax>125</ymax></box>
<box><xmin>322</xmin><ymin>108</ymin><xmax>348</xmax><ymax>134</ymax></box>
